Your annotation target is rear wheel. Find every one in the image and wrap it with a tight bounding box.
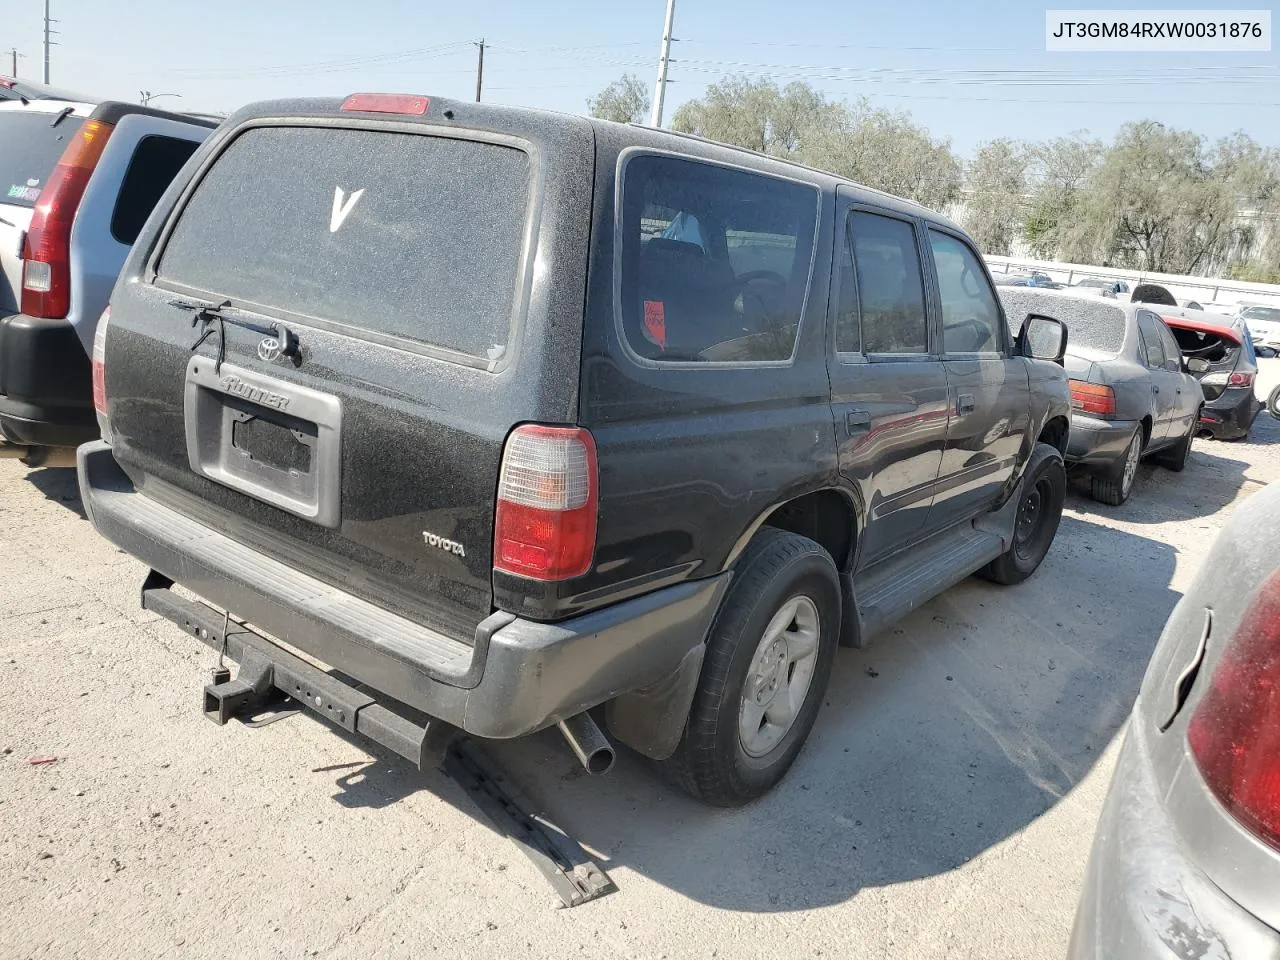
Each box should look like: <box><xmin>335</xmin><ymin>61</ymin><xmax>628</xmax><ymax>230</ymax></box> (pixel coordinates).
<box><xmin>1154</xmin><ymin>411</ymin><xmax>1198</xmax><ymax>472</ymax></box>
<box><xmin>1268</xmin><ymin>384</ymin><xmax>1280</xmax><ymax>419</ymax></box>
<box><xmin>1090</xmin><ymin>428</ymin><xmax>1142</xmax><ymax>505</ymax></box>
<box><xmin>982</xmin><ymin>445</ymin><xmax>1066</xmax><ymax>585</ymax></box>
<box><xmin>660</xmin><ymin>528</ymin><xmax>840</xmax><ymax>807</ymax></box>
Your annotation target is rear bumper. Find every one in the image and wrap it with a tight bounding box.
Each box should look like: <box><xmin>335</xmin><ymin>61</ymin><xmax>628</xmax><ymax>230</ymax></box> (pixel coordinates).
<box><xmin>1199</xmin><ymin>387</ymin><xmax>1260</xmax><ymax>439</ymax></box>
<box><xmin>1066</xmin><ymin>415</ymin><xmax>1139</xmax><ymax>468</ymax></box>
<box><xmin>0</xmin><ymin>312</ymin><xmax>95</xmax><ymax>448</ymax></box>
<box><xmin>1068</xmin><ymin>720</ymin><xmax>1280</xmax><ymax>960</ymax></box>
<box><xmin>78</xmin><ymin>440</ymin><xmax>727</xmax><ymax>740</ymax></box>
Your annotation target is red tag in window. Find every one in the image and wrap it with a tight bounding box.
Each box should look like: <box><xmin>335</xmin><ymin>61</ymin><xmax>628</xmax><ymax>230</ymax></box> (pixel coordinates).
<box><xmin>642</xmin><ymin>300</ymin><xmax>667</xmax><ymax>350</ymax></box>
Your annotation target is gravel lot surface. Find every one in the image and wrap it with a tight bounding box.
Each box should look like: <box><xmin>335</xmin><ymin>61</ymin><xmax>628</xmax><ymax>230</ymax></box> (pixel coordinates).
<box><xmin>4</xmin><ymin>360</ymin><xmax>1278</xmax><ymax>960</ymax></box>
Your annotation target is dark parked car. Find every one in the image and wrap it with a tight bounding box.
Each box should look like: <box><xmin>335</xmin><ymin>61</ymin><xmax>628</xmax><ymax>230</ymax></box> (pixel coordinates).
<box><xmin>0</xmin><ymin>96</ymin><xmax>214</xmax><ymax>465</ymax></box>
<box><xmin>997</xmin><ymin>288</ymin><xmax>1201</xmax><ymax>505</ymax></box>
<box><xmin>995</xmin><ymin>271</ymin><xmax>1064</xmax><ymax>289</ymax></box>
<box><xmin>79</xmin><ymin>93</ymin><xmax>1071</xmax><ymax>806</ymax></box>
<box><xmin>1130</xmin><ymin>282</ymin><xmax>1178</xmax><ymax>307</ymax></box>
<box><xmin>1160</xmin><ymin>308</ymin><xmax>1260</xmax><ymax>440</ymax></box>
<box><xmin>1074</xmin><ymin>276</ymin><xmax>1128</xmax><ymax>296</ymax></box>
<box><xmin>1069</xmin><ymin>479</ymin><xmax>1280</xmax><ymax>959</ymax></box>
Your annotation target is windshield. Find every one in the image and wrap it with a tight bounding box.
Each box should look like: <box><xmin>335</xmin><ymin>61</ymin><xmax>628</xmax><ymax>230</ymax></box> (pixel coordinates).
<box><xmin>0</xmin><ymin>111</ymin><xmax>83</xmax><ymax>208</ymax></box>
<box><xmin>1243</xmin><ymin>306</ymin><xmax>1280</xmax><ymax>323</ymax></box>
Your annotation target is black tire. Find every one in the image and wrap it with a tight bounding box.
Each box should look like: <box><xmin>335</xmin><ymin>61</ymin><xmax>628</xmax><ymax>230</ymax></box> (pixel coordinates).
<box><xmin>1154</xmin><ymin>412</ymin><xmax>1198</xmax><ymax>471</ymax></box>
<box><xmin>659</xmin><ymin>527</ymin><xmax>840</xmax><ymax>807</ymax></box>
<box><xmin>981</xmin><ymin>444</ymin><xmax>1066</xmax><ymax>586</ymax></box>
<box><xmin>1089</xmin><ymin>428</ymin><xmax>1142</xmax><ymax>506</ymax></box>
<box><xmin>1268</xmin><ymin>384</ymin><xmax>1280</xmax><ymax>420</ymax></box>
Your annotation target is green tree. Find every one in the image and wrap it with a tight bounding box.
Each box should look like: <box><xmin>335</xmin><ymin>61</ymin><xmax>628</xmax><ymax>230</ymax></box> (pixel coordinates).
<box><xmin>961</xmin><ymin>139</ymin><xmax>1029</xmax><ymax>255</ymax></box>
<box><xmin>670</xmin><ymin>75</ymin><xmax>841</xmax><ymax>157</ymax></box>
<box><xmin>587</xmin><ymin>73</ymin><xmax>650</xmax><ymax>125</ymax></box>
<box><xmin>672</xmin><ymin>77</ymin><xmax>962</xmax><ymax>210</ymax></box>
<box><xmin>1022</xmin><ymin>134</ymin><xmax>1103</xmax><ymax>261</ymax></box>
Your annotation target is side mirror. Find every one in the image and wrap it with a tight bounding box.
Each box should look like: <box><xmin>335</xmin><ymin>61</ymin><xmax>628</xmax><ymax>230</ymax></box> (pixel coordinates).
<box><xmin>1018</xmin><ymin>313</ymin><xmax>1068</xmax><ymax>364</ymax></box>
<box><xmin>1186</xmin><ymin>357</ymin><xmax>1210</xmax><ymax>374</ymax></box>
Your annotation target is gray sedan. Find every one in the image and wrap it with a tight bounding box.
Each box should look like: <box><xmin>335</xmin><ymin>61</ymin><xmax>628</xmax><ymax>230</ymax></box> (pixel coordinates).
<box><xmin>1069</xmin><ymin>479</ymin><xmax>1280</xmax><ymax>959</ymax></box>
<box><xmin>998</xmin><ymin>289</ymin><xmax>1202</xmax><ymax>505</ymax></box>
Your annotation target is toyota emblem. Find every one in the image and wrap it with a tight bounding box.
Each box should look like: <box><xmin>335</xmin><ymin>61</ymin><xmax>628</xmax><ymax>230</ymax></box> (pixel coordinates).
<box><xmin>257</xmin><ymin>336</ymin><xmax>283</xmax><ymax>362</ymax></box>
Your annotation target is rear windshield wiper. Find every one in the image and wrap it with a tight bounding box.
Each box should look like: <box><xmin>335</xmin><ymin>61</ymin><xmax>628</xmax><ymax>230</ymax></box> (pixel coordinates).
<box><xmin>50</xmin><ymin>106</ymin><xmax>74</xmax><ymax>127</ymax></box>
<box><xmin>172</xmin><ymin>298</ymin><xmax>298</xmax><ymax>373</ymax></box>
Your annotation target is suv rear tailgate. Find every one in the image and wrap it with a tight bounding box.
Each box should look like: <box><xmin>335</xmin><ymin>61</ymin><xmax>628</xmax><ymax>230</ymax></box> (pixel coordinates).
<box><xmin>103</xmin><ymin>101</ymin><xmax>593</xmax><ymax>643</ymax></box>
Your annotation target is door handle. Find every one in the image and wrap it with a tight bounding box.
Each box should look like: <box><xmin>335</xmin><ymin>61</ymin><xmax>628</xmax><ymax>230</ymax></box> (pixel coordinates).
<box><xmin>1152</xmin><ymin>385</ymin><xmax>1160</xmax><ymax>394</ymax></box>
<box><xmin>957</xmin><ymin>393</ymin><xmax>976</xmax><ymax>415</ymax></box>
<box><xmin>845</xmin><ymin>409</ymin><xmax>871</xmax><ymax>433</ymax></box>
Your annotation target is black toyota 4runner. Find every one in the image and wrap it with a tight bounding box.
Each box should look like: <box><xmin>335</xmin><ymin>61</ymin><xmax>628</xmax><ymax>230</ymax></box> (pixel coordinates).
<box><xmin>80</xmin><ymin>94</ymin><xmax>1071</xmax><ymax>806</ymax></box>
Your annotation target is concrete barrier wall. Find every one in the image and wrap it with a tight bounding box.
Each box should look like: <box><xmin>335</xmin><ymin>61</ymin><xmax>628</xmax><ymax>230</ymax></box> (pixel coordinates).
<box><xmin>984</xmin><ymin>254</ymin><xmax>1280</xmax><ymax>311</ymax></box>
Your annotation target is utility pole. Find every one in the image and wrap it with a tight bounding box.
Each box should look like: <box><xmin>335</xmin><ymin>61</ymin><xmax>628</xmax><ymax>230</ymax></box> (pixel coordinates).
<box><xmin>42</xmin><ymin>0</ymin><xmax>59</xmax><ymax>84</ymax></box>
<box><xmin>649</xmin><ymin>0</ymin><xmax>676</xmax><ymax>127</ymax></box>
<box><xmin>7</xmin><ymin>47</ymin><xmax>20</xmax><ymax>78</ymax></box>
<box><xmin>474</xmin><ymin>38</ymin><xmax>485</xmax><ymax>103</ymax></box>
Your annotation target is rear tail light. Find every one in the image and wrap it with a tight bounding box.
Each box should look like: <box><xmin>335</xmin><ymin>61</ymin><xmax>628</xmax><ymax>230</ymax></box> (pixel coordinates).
<box><xmin>340</xmin><ymin>93</ymin><xmax>429</xmax><ymax>115</ymax></box>
<box><xmin>1202</xmin><ymin>371</ymin><xmax>1254</xmax><ymax>388</ymax></box>
<box><xmin>1187</xmin><ymin>569</ymin><xmax>1280</xmax><ymax>853</ymax></box>
<box><xmin>494</xmin><ymin>425</ymin><xmax>597</xmax><ymax>580</ymax></box>
<box><xmin>1069</xmin><ymin>380</ymin><xmax>1116</xmax><ymax>417</ymax></box>
<box><xmin>21</xmin><ymin>118</ymin><xmax>115</xmax><ymax>319</ymax></box>
<box><xmin>92</xmin><ymin>306</ymin><xmax>111</xmax><ymax>442</ymax></box>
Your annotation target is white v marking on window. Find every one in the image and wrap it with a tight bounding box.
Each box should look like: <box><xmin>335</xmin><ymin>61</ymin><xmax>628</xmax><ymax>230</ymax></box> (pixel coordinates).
<box><xmin>329</xmin><ymin>186</ymin><xmax>365</xmax><ymax>233</ymax></box>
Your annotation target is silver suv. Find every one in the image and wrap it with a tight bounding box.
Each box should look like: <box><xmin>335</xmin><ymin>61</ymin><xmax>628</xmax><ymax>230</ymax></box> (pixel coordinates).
<box><xmin>0</xmin><ymin>96</ymin><xmax>214</xmax><ymax>461</ymax></box>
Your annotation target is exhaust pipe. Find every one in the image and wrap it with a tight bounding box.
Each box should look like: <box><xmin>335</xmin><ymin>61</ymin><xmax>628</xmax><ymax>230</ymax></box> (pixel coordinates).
<box><xmin>557</xmin><ymin>712</ymin><xmax>615</xmax><ymax>775</ymax></box>
<box><xmin>0</xmin><ymin>444</ymin><xmax>78</xmax><ymax>468</ymax></box>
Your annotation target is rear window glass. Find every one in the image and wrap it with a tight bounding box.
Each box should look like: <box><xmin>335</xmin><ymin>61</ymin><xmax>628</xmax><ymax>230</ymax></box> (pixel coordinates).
<box><xmin>158</xmin><ymin>126</ymin><xmax>530</xmax><ymax>362</ymax></box>
<box><xmin>619</xmin><ymin>153</ymin><xmax>818</xmax><ymax>363</ymax></box>
<box><xmin>0</xmin><ymin>111</ymin><xmax>83</xmax><ymax>207</ymax></box>
<box><xmin>997</xmin><ymin>289</ymin><xmax>1126</xmax><ymax>356</ymax></box>
<box><xmin>111</xmin><ymin>135</ymin><xmax>200</xmax><ymax>245</ymax></box>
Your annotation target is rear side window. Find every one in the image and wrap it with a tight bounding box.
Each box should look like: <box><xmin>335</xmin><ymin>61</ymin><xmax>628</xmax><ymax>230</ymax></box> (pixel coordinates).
<box><xmin>158</xmin><ymin>126</ymin><xmax>530</xmax><ymax>362</ymax></box>
<box><xmin>1137</xmin><ymin>311</ymin><xmax>1167</xmax><ymax>368</ymax></box>
<box><xmin>929</xmin><ymin>229</ymin><xmax>1001</xmax><ymax>354</ymax></box>
<box><xmin>111</xmin><ymin>135</ymin><xmax>200</xmax><ymax>244</ymax></box>
<box><xmin>1155</xmin><ymin>319</ymin><xmax>1185</xmax><ymax>372</ymax></box>
<box><xmin>0</xmin><ymin>111</ymin><xmax>84</xmax><ymax>207</ymax></box>
<box><xmin>619</xmin><ymin>154</ymin><xmax>818</xmax><ymax>363</ymax></box>
<box><xmin>848</xmin><ymin>211</ymin><xmax>928</xmax><ymax>354</ymax></box>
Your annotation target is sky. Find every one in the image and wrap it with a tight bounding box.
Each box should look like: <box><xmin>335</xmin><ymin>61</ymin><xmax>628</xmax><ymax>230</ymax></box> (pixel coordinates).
<box><xmin>3</xmin><ymin>0</ymin><xmax>1278</xmax><ymax>156</ymax></box>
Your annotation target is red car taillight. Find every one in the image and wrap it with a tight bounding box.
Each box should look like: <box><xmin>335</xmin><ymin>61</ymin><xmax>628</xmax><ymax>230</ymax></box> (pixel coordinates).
<box><xmin>1229</xmin><ymin>371</ymin><xmax>1254</xmax><ymax>388</ymax></box>
<box><xmin>1069</xmin><ymin>379</ymin><xmax>1116</xmax><ymax>417</ymax></box>
<box><xmin>21</xmin><ymin>118</ymin><xmax>115</xmax><ymax>319</ymax></box>
<box><xmin>92</xmin><ymin>306</ymin><xmax>111</xmax><ymax>441</ymax></box>
<box><xmin>1187</xmin><ymin>569</ymin><xmax>1280</xmax><ymax>853</ymax></box>
<box><xmin>494</xmin><ymin>425</ymin><xmax>597</xmax><ymax>581</ymax></box>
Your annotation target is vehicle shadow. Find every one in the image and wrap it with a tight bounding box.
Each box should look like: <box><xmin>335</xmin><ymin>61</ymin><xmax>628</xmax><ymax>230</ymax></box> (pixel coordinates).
<box><xmin>303</xmin><ymin>513</ymin><xmax>1177</xmax><ymax>913</ymax></box>
<box><xmin>23</xmin><ymin>466</ymin><xmax>86</xmax><ymax>520</ymax></box>
<box><xmin>1066</xmin><ymin>416</ymin><xmax>1275</xmax><ymax>524</ymax></box>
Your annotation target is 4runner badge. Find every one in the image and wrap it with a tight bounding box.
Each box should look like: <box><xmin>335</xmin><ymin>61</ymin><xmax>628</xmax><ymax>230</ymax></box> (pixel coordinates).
<box><xmin>218</xmin><ymin>374</ymin><xmax>291</xmax><ymax>411</ymax></box>
<box><xmin>423</xmin><ymin>531</ymin><xmax>466</xmax><ymax>557</ymax></box>
<box><xmin>329</xmin><ymin>186</ymin><xmax>364</xmax><ymax>233</ymax></box>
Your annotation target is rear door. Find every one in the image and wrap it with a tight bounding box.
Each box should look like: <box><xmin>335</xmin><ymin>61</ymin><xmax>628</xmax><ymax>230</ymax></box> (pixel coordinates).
<box><xmin>829</xmin><ymin>199</ymin><xmax>949</xmax><ymax>566</ymax></box>
<box><xmin>1153</xmin><ymin>318</ymin><xmax>1198</xmax><ymax>435</ymax></box>
<box><xmin>69</xmin><ymin>114</ymin><xmax>208</xmax><ymax>351</ymax></box>
<box><xmin>105</xmin><ymin>115</ymin><xmax>592</xmax><ymax>640</ymax></box>
<box><xmin>0</xmin><ymin>103</ymin><xmax>88</xmax><ymax>314</ymax></box>
<box><xmin>925</xmin><ymin>227</ymin><xmax>1028</xmax><ymax>525</ymax></box>
<box><xmin>1136</xmin><ymin>309</ymin><xmax>1179</xmax><ymax>441</ymax></box>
